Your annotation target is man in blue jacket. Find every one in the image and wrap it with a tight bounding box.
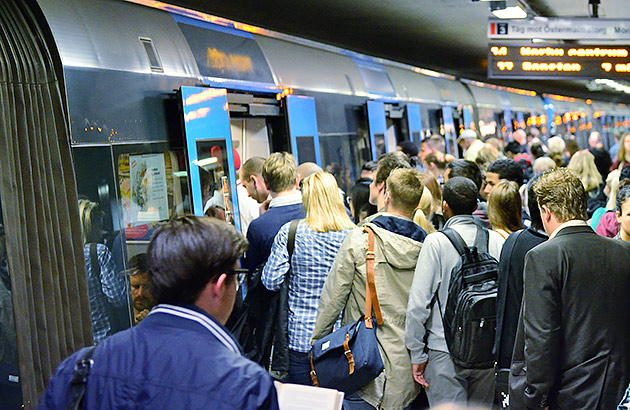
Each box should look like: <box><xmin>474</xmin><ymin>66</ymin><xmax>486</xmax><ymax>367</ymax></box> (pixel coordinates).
<box><xmin>38</xmin><ymin>216</ymin><xmax>279</xmax><ymax>410</ymax></box>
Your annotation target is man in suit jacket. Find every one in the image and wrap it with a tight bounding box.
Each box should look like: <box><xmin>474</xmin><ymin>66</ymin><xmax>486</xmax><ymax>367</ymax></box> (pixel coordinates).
<box><xmin>519</xmin><ymin>168</ymin><xmax>630</xmax><ymax>410</ymax></box>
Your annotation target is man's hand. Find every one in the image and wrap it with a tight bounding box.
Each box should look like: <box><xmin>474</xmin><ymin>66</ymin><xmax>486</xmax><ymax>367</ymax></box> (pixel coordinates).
<box><xmin>135</xmin><ymin>309</ymin><xmax>150</xmax><ymax>323</ymax></box>
<box><xmin>412</xmin><ymin>361</ymin><xmax>429</xmax><ymax>388</ymax></box>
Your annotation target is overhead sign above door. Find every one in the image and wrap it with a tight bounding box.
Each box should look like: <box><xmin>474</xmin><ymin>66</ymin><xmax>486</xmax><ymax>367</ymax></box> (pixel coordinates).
<box><xmin>489</xmin><ymin>18</ymin><xmax>630</xmax><ymax>40</ymax></box>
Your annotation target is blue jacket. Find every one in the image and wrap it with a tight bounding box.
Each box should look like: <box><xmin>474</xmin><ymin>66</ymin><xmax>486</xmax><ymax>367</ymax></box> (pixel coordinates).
<box><xmin>243</xmin><ymin>202</ymin><xmax>305</xmax><ymax>270</ymax></box>
<box><xmin>38</xmin><ymin>304</ymin><xmax>279</xmax><ymax>410</ymax></box>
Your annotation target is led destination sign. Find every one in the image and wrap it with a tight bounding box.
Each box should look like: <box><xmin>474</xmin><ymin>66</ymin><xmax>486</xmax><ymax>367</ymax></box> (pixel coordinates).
<box><xmin>488</xmin><ymin>43</ymin><xmax>630</xmax><ymax>79</ymax></box>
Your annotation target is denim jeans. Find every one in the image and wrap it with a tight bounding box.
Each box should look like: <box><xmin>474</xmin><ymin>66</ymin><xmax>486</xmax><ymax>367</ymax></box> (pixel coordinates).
<box><xmin>288</xmin><ymin>349</ymin><xmax>313</xmax><ymax>386</ymax></box>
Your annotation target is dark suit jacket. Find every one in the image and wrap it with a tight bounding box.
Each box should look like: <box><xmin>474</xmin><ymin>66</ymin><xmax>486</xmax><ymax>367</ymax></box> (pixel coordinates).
<box><xmin>521</xmin><ymin>224</ymin><xmax>630</xmax><ymax>410</ymax></box>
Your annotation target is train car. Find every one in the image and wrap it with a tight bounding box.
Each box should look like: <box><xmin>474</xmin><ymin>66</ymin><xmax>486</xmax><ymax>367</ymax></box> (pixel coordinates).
<box><xmin>2</xmin><ymin>0</ymin><xmax>630</xmax><ymax>406</ymax></box>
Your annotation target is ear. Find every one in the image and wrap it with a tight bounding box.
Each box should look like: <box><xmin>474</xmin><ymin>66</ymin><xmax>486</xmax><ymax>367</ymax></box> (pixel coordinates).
<box><xmin>384</xmin><ymin>190</ymin><xmax>392</xmax><ymax>205</ymax></box>
<box><xmin>377</xmin><ymin>181</ymin><xmax>385</xmax><ymax>193</ymax></box>
<box><xmin>295</xmin><ymin>174</ymin><xmax>301</xmax><ymax>189</ymax></box>
<box><xmin>442</xmin><ymin>200</ymin><xmax>449</xmax><ymax>214</ymax></box>
<box><xmin>617</xmin><ymin>211</ymin><xmax>622</xmax><ymax>224</ymax></box>
<box><xmin>208</xmin><ymin>273</ymin><xmax>228</xmax><ymax>298</ymax></box>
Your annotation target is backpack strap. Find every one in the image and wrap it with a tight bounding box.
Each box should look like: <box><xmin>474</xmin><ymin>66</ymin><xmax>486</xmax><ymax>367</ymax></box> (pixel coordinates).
<box><xmin>473</xmin><ymin>226</ymin><xmax>490</xmax><ymax>253</ymax></box>
<box><xmin>363</xmin><ymin>225</ymin><xmax>383</xmax><ymax>328</ymax></box>
<box><xmin>441</xmin><ymin>228</ymin><xmax>468</xmax><ymax>256</ymax></box>
<box><xmin>67</xmin><ymin>346</ymin><xmax>97</xmax><ymax>410</ymax></box>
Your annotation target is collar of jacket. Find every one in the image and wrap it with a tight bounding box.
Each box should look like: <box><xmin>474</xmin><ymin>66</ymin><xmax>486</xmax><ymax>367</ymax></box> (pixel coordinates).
<box><xmin>369</xmin><ymin>213</ymin><xmax>427</xmax><ymax>243</ymax></box>
<box><xmin>148</xmin><ymin>304</ymin><xmax>241</xmax><ymax>354</ymax></box>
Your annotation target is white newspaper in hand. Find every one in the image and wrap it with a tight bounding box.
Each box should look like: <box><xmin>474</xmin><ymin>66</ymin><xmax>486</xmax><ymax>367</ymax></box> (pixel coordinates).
<box><xmin>274</xmin><ymin>381</ymin><xmax>344</xmax><ymax>410</ymax></box>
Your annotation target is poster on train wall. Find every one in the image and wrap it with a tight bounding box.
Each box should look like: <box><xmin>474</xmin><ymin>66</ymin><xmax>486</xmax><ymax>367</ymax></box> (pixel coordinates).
<box><xmin>129</xmin><ymin>153</ymin><xmax>168</xmax><ymax>225</ymax></box>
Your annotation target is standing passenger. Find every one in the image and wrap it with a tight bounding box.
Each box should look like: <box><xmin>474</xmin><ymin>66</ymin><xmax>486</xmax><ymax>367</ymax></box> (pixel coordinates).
<box><xmin>39</xmin><ymin>216</ymin><xmax>279</xmax><ymax>410</ymax></box>
<box><xmin>517</xmin><ymin>168</ymin><xmax>630</xmax><ymax>409</ymax></box>
<box><xmin>312</xmin><ymin>168</ymin><xmax>428</xmax><ymax>410</ymax></box>
<box><xmin>405</xmin><ymin>177</ymin><xmax>505</xmax><ymax>408</ymax></box>
<box><xmin>262</xmin><ymin>172</ymin><xmax>354</xmax><ymax>385</ymax></box>
<box><xmin>78</xmin><ymin>199</ymin><xmax>128</xmax><ymax>344</ymax></box>
<box><xmin>242</xmin><ymin>153</ymin><xmax>305</xmax><ymax>271</ymax></box>
<box><xmin>493</xmin><ymin>175</ymin><xmax>547</xmax><ymax>409</ymax></box>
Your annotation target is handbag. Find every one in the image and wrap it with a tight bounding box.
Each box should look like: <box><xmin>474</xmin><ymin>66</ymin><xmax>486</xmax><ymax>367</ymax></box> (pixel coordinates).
<box><xmin>309</xmin><ymin>225</ymin><xmax>384</xmax><ymax>394</ymax></box>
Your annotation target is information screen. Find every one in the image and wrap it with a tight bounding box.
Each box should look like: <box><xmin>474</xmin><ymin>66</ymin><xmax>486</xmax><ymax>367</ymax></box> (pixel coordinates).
<box><xmin>488</xmin><ymin>43</ymin><xmax>630</xmax><ymax>79</ymax></box>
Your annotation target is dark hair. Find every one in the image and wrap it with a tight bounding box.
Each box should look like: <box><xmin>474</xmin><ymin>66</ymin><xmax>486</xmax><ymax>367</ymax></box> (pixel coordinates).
<box><xmin>588</xmin><ymin>148</ymin><xmax>612</xmax><ymax>181</ymax></box>
<box><xmin>616</xmin><ymin>179</ymin><xmax>630</xmax><ymax>213</ymax></box>
<box><xmin>443</xmin><ymin>177</ymin><xmax>478</xmax><ymax>215</ymax></box>
<box><xmin>361</xmin><ymin>161</ymin><xmax>378</xmax><ymax>172</ymax></box>
<box><xmin>527</xmin><ymin>173</ymin><xmax>544</xmax><ymax>231</ymax></box>
<box><xmin>621</xmin><ymin>165</ymin><xmax>630</xmax><ymax>183</ymax></box>
<box><xmin>148</xmin><ymin>216</ymin><xmax>248</xmax><ymax>304</ymax></box>
<box><xmin>398</xmin><ymin>141</ymin><xmax>419</xmax><ymax>158</ymax></box>
<box><xmin>349</xmin><ymin>179</ymin><xmax>377</xmax><ymax>223</ymax></box>
<box><xmin>504</xmin><ymin>141</ymin><xmax>522</xmax><ymax>155</ymax></box>
<box><xmin>530</xmin><ymin>142</ymin><xmax>545</xmax><ymax>159</ymax></box>
<box><xmin>565</xmin><ymin>139</ymin><xmax>579</xmax><ymax>158</ymax></box>
<box><xmin>446</xmin><ymin>159</ymin><xmax>482</xmax><ymax>190</ymax></box>
<box><xmin>487</xmin><ymin>158</ymin><xmax>524</xmax><ymax>186</ymax></box>
<box><xmin>375</xmin><ymin>152</ymin><xmax>411</xmax><ymax>184</ymax></box>
<box><xmin>129</xmin><ymin>253</ymin><xmax>148</xmax><ymax>275</ymax></box>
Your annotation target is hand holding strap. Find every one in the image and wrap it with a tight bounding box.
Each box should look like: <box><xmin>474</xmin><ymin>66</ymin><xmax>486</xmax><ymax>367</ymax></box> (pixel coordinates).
<box><xmin>363</xmin><ymin>225</ymin><xmax>383</xmax><ymax>328</ymax></box>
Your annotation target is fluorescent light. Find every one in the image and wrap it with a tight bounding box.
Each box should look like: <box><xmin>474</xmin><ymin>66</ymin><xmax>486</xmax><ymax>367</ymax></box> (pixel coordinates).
<box><xmin>192</xmin><ymin>157</ymin><xmax>218</xmax><ymax>167</ymax></box>
<box><xmin>492</xmin><ymin>6</ymin><xmax>527</xmax><ymax>19</ymax></box>
<box><xmin>172</xmin><ymin>171</ymin><xmax>188</xmax><ymax>178</ymax></box>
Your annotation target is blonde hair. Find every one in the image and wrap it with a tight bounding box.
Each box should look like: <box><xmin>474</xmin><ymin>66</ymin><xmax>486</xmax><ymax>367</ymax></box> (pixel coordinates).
<box><xmin>78</xmin><ymin>199</ymin><xmax>101</xmax><ymax>245</ymax></box>
<box><xmin>386</xmin><ymin>168</ymin><xmax>424</xmax><ymax>216</ymax></box>
<box><xmin>302</xmin><ymin>172</ymin><xmax>355</xmax><ymax>232</ymax></box>
<box><xmin>533</xmin><ymin>168</ymin><xmax>587</xmax><ymax>222</ymax></box>
<box><xmin>606</xmin><ymin>169</ymin><xmax>621</xmax><ymax>210</ymax></box>
<box><xmin>567</xmin><ymin>150</ymin><xmax>602</xmax><ymax>192</ymax></box>
<box><xmin>413</xmin><ymin>187</ymin><xmax>436</xmax><ymax>234</ymax></box>
<box><xmin>262</xmin><ymin>152</ymin><xmax>298</xmax><ymax>193</ymax></box>
<box><xmin>488</xmin><ymin>180</ymin><xmax>524</xmax><ymax>234</ymax></box>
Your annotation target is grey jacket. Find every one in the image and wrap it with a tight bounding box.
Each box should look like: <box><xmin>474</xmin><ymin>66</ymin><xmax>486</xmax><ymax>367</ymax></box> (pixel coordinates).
<box><xmin>405</xmin><ymin>214</ymin><xmax>504</xmax><ymax>364</ymax></box>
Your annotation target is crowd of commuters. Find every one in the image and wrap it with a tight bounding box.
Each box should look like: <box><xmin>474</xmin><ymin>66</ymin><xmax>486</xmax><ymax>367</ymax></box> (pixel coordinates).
<box><xmin>39</xmin><ymin>128</ymin><xmax>630</xmax><ymax>410</ymax></box>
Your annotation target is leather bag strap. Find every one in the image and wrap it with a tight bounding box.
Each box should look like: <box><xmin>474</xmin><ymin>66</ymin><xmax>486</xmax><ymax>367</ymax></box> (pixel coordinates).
<box><xmin>363</xmin><ymin>225</ymin><xmax>383</xmax><ymax>328</ymax></box>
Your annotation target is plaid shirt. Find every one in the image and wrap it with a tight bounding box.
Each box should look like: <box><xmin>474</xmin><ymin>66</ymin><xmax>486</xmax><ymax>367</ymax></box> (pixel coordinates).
<box><xmin>83</xmin><ymin>243</ymin><xmax>128</xmax><ymax>344</ymax></box>
<box><xmin>262</xmin><ymin>220</ymin><xmax>350</xmax><ymax>352</ymax></box>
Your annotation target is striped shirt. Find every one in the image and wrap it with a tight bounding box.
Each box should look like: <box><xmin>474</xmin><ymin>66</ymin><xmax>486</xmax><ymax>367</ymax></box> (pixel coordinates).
<box><xmin>262</xmin><ymin>220</ymin><xmax>350</xmax><ymax>352</ymax></box>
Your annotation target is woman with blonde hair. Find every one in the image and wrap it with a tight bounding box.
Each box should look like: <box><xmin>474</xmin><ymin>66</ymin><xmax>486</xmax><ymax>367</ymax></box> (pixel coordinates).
<box><xmin>488</xmin><ymin>180</ymin><xmax>524</xmax><ymax>239</ymax></box>
<box><xmin>262</xmin><ymin>172</ymin><xmax>355</xmax><ymax>385</ymax></box>
<box><xmin>612</xmin><ymin>132</ymin><xmax>630</xmax><ymax>171</ymax></box>
<box><xmin>568</xmin><ymin>150</ymin><xmax>606</xmax><ymax>218</ymax></box>
<box><xmin>413</xmin><ymin>186</ymin><xmax>436</xmax><ymax>234</ymax></box>
<box><xmin>78</xmin><ymin>199</ymin><xmax>129</xmax><ymax>344</ymax></box>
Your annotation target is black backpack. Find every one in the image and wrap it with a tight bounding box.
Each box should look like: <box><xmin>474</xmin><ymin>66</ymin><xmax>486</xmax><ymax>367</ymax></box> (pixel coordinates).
<box><xmin>440</xmin><ymin>227</ymin><xmax>498</xmax><ymax>369</ymax></box>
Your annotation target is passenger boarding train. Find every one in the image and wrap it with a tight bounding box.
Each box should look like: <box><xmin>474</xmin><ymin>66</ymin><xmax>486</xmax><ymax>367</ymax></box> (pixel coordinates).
<box><xmin>22</xmin><ymin>0</ymin><xmax>630</xmax><ymax>265</ymax></box>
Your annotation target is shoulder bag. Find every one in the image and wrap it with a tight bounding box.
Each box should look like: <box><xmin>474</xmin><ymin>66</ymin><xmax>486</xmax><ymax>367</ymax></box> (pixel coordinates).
<box><xmin>309</xmin><ymin>225</ymin><xmax>384</xmax><ymax>394</ymax></box>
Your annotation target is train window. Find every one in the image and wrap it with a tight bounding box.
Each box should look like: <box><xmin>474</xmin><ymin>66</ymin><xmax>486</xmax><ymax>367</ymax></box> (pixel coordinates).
<box><xmin>478</xmin><ymin>108</ymin><xmax>498</xmax><ymax>138</ymax></box>
<box><xmin>115</xmin><ymin>147</ymin><xmax>190</xmax><ymax>260</ymax></box>
<box><xmin>139</xmin><ymin>37</ymin><xmax>163</xmax><ymax>73</ymax></box>
<box><xmin>319</xmin><ymin>132</ymin><xmax>370</xmax><ymax>194</ymax></box>
<box><xmin>296</xmin><ymin>136</ymin><xmax>317</xmax><ymax>163</ymax></box>
<box><xmin>192</xmin><ymin>140</ymin><xmax>237</xmax><ymax>225</ymax></box>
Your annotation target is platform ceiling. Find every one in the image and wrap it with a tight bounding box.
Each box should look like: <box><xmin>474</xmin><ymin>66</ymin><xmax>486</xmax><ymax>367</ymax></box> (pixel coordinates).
<box><xmin>169</xmin><ymin>0</ymin><xmax>630</xmax><ymax>102</ymax></box>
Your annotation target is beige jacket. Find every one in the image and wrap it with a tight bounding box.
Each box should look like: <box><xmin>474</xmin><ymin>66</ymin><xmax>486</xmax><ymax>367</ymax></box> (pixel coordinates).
<box><xmin>311</xmin><ymin>214</ymin><xmax>424</xmax><ymax>410</ymax></box>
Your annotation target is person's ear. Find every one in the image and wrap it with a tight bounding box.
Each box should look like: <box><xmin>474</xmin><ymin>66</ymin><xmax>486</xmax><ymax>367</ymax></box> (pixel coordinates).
<box><xmin>377</xmin><ymin>181</ymin><xmax>385</xmax><ymax>193</ymax></box>
<box><xmin>209</xmin><ymin>273</ymin><xmax>228</xmax><ymax>298</ymax></box>
<box><xmin>442</xmin><ymin>200</ymin><xmax>449</xmax><ymax>214</ymax></box>
<box><xmin>384</xmin><ymin>190</ymin><xmax>392</xmax><ymax>205</ymax></box>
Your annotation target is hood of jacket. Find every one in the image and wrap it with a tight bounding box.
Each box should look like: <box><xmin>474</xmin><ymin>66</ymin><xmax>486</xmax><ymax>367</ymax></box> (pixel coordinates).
<box><xmin>364</xmin><ymin>213</ymin><xmax>425</xmax><ymax>271</ymax></box>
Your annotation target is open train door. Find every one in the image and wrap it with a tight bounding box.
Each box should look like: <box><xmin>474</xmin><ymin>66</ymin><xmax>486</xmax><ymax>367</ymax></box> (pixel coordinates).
<box><xmin>284</xmin><ymin>94</ymin><xmax>321</xmax><ymax>166</ymax></box>
<box><xmin>366</xmin><ymin>100</ymin><xmax>388</xmax><ymax>161</ymax></box>
<box><xmin>180</xmin><ymin>86</ymin><xmax>241</xmax><ymax>231</ymax></box>
<box><xmin>441</xmin><ymin>106</ymin><xmax>458</xmax><ymax>156</ymax></box>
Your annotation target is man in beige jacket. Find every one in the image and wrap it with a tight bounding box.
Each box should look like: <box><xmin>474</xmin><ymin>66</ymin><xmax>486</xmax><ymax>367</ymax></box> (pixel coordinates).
<box><xmin>312</xmin><ymin>168</ymin><xmax>428</xmax><ymax>410</ymax></box>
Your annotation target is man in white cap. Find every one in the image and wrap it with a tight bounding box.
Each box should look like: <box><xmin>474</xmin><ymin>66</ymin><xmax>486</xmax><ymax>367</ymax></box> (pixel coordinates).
<box><xmin>458</xmin><ymin>129</ymin><xmax>484</xmax><ymax>162</ymax></box>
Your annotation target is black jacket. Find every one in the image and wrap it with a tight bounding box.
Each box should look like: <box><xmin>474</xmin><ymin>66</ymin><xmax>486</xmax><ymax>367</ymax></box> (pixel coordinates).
<box><xmin>494</xmin><ymin>227</ymin><xmax>547</xmax><ymax>369</ymax></box>
<box><xmin>519</xmin><ymin>225</ymin><xmax>630</xmax><ymax>410</ymax></box>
